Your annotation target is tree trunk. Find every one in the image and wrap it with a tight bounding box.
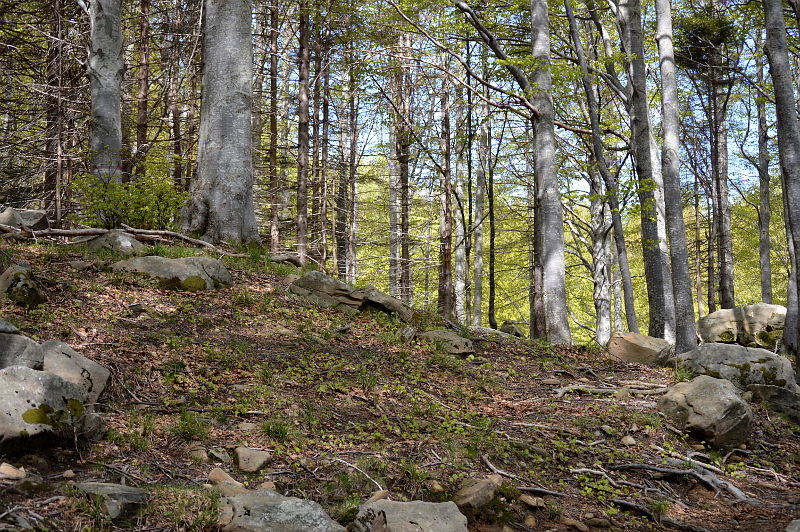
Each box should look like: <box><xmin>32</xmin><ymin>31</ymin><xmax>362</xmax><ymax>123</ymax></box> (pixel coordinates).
<box><xmin>336</xmin><ymin>58</ymin><xmax>350</xmax><ymax>279</ymax></box>
<box><xmin>472</xmin><ymin>81</ymin><xmax>487</xmax><ymax>327</ymax></box>
<box><xmin>439</xmin><ymin>63</ymin><xmax>454</xmax><ymax>320</ymax></box>
<box><xmin>347</xmin><ymin>71</ymin><xmax>358</xmax><ymax>284</ymax></box>
<box><xmin>655</xmin><ymin>0</ymin><xmax>696</xmax><ymax>353</ymax></box>
<box><xmin>764</xmin><ymin>0</ymin><xmax>800</xmax><ymax>366</ymax></box>
<box><xmin>487</xmin><ymin>134</ymin><xmax>497</xmax><ymax>330</ymax></box>
<box><xmin>296</xmin><ymin>2</ymin><xmax>310</xmax><ymax>264</ymax></box>
<box><xmin>87</xmin><ymin>0</ymin><xmax>124</xmax><ymax>184</ymax></box>
<box><xmin>183</xmin><ymin>0</ymin><xmax>259</xmax><ymax>244</ymax></box>
<box><xmin>531</xmin><ymin>0</ymin><xmax>571</xmax><ymax>343</ymax></box>
<box><xmin>454</xmin><ymin>83</ymin><xmax>467</xmax><ymax>324</ymax></box>
<box><xmin>268</xmin><ymin>0</ymin><xmax>280</xmax><ymax>252</ymax></box>
<box><xmin>134</xmin><ymin>0</ymin><xmax>150</xmax><ymax>179</ymax></box>
<box><xmin>756</xmin><ymin>39</ymin><xmax>772</xmax><ymax>304</ymax></box>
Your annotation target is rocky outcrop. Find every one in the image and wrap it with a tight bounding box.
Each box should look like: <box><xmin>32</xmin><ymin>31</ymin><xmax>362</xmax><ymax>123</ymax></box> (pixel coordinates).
<box><xmin>348</xmin><ymin>500</ymin><xmax>468</xmax><ymax>532</ymax></box>
<box><xmin>678</xmin><ymin>343</ymin><xmax>796</xmax><ymax>391</ymax></box>
<box><xmin>697</xmin><ymin>303</ymin><xmax>786</xmax><ymax>349</ymax></box>
<box><xmin>607</xmin><ymin>332</ymin><xmax>674</xmax><ymax>366</ymax></box>
<box><xmin>219</xmin><ymin>489</ymin><xmax>345</xmax><ymax>532</ymax></box>
<box><xmin>658</xmin><ymin>375</ymin><xmax>752</xmax><ymax>447</ymax></box>
<box><xmin>0</xmin><ymin>262</ymin><xmax>46</xmax><ymax>308</ymax></box>
<box><xmin>419</xmin><ymin>330</ymin><xmax>474</xmax><ymax>355</ymax></box>
<box><xmin>500</xmin><ymin>321</ymin><xmax>524</xmax><ymax>338</ymax></box>
<box><xmin>289</xmin><ymin>271</ymin><xmax>412</xmax><ymax>321</ymax></box>
<box><xmin>112</xmin><ymin>256</ymin><xmax>233</xmax><ymax>291</ymax></box>
<box><xmin>0</xmin><ymin>333</ymin><xmax>43</xmax><ymax>369</ymax></box>
<box><xmin>87</xmin><ymin>230</ymin><xmax>145</xmax><ymax>256</ymax></box>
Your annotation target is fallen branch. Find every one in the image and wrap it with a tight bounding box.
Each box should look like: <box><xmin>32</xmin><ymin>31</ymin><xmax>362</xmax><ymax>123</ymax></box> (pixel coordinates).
<box><xmin>651</xmin><ymin>445</ymin><xmax>724</xmax><ymax>474</ymax></box>
<box><xmin>330</xmin><ymin>457</ymin><xmax>384</xmax><ymax>491</ymax></box>
<box><xmin>611</xmin><ymin>498</ymin><xmax>711</xmax><ymax>532</ymax></box>
<box><xmin>518</xmin><ymin>486</ymin><xmax>569</xmax><ymax>497</ymax></box>
<box><xmin>482</xmin><ymin>454</ymin><xmax>525</xmax><ymax>482</ymax></box>
<box><xmin>555</xmin><ymin>385</ymin><xmax>667</xmax><ymax>399</ymax></box>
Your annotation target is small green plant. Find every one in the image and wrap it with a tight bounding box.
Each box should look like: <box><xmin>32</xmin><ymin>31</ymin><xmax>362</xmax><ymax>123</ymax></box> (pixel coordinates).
<box><xmin>356</xmin><ymin>367</ymin><xmax>378</xmax><ymax>395</ymax></box>
<box><xmin>258</xmin><ymin>364</ymin><xmax>275</xmax><ymax>385</ymax></box>
<box><xmin>647</xmin><ymin>497</ymin><xmax>670</xmax><ymax>520</ymax></box>
<box><xmin>232</xmin><ymin>288</ymin><xmax>256</xmax><ymax>307</ymax></box>
<box><xmin>674</xmin><ymin>365</ymin><xmax>695</xmax><ymax>382</ymax></box>
<box><xmin>170</xmin><ymin>410</ymin><xmax>211</xmax><ymax>441</ymax></box>
<box><xmin>262</xmin><ymin>418</ymin><xmax>291</xmax><ymax>442</ymax></box>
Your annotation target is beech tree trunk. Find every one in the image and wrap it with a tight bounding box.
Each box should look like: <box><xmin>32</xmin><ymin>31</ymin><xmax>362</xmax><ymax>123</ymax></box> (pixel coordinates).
<box><xmin>268</xmin><ymin>0</ymin><xmax>280</xmax><ymax>252</ymax></box>
<box><xmin>183</xmin><ymin>0</ymin><xmax>259</xmax><ymax>244</ymax></box>
<box><xmin>756</xmin><ymin>41</ymin><xmax>772</xmax><ymax>304</ymax></box>
<box><xmin>86</xmin><ymin>0</ymin><xmax>124</xmax><ymax>184</ymax></box>
<box><xmin>439</xmin><ymin>64</ymin><xmax>454</xmax><ymax>320</ymax></box>
<box><xmin>764</xmin><ymin>0</ymin><xmax>800</xmax><ymax>365</ymax></box>
<box><xmin>454</xmin><ymin>84</ymin><xmax>467</xmax><ymax>324</ymax></box>
<box><xmin>655</xmin><ymin>0</ymin><xmax>696</xmax><ymax>353</ymax></box>
<box><xmin>296</xmin><ymin>2</ymin><xmax>310</xmax><ymax>264</ymax></box>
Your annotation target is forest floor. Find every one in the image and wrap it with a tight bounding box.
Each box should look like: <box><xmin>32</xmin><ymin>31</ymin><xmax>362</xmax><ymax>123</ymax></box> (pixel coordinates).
<box><xmin>0</xmin><ymin>241</ymin><xmax>799</xmax><ymax>532</ymax></box>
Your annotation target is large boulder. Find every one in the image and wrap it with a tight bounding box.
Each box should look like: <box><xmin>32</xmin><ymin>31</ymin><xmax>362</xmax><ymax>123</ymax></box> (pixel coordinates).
<box><xmin>607</xmin><ymin>332</ymin><xmax>674</xmax><ymax>366</ymax></box>
<box><xmin>348</xmin><ymin>500</ymin><xmax>468</xmax><ymax>532</ymax></box>
<box><xmin>0</xmin><ymin>318</ymin><xmax>19</xmax><ymax>334</ymax></box>
<box><xmin>0</xmin><ymin>262</ymin><xmax>46</xmax><ymax>308</ymax></box>
<box><xmin>747</xmin><ymin>384</ymin><xmax>800</xmax><ymax>422</ymax></box>
<box><xmin>0</xmin><ymin>334</ymin><xmax>43</xmax><ymax>369</ymax></box>
<box><xmin>87</xmin><ymin>230</ymin><xmax>145</xmax><ymax>256</ymax></box>
<box><xmin>697</xmin><ymin>303</ymin><xmax>786</xmax><ymax>349</ymax></box>
<box><xmin>0</xmin><ymin>208</ymin><xmax>49</xmax><ymax>232</ymax></box>
<box><xmin>0</xmin><ymin>366</ymin><xmax>92</xmax><ymax>448</ymax></box>
<box><xmin>42</xmin><ymin>341</ymin><xmax>109</xmax><ymax>405</ymax></box>
<box><xmin>111</xmin><ymin>256</ymin><xmax>233</xmax><ymax>291</ymax></box>
<box><xmin>658</xmin><ymin>375</ymin><xmax>752</xmax><ymax>447</ymax></box>
<box><xmin>500</xmin><ymin>321</ymin><xmax>524</xmax><ymax>338</ymax></box>
<box><xmin>76</xmin><ymin>482</ymin><xmax>148</xmax><ymax>519</ymax></box>
<box><xmin>678</xmin><ymin>343</ymin><xmax>796</xmax><ymax>391</ymax></box>
<box><xmin>219</xmin><ymin>489</ymin><xmax>345</xmax><ymax>532</ymax></box>
<box><xmin>419</xmin><ymin>330</ymin><xmax>474</xmax><ymax>355</ymax></box>
<box><xmin>361</xmin><ymin>288</ymin><xmax>413</xmax><ymax>322</ymax></box>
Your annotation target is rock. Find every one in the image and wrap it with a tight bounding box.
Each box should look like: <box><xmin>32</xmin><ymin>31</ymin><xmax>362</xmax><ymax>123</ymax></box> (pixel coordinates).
<box><xmin>234</xmin><ymin>446</ymin><xmax>272</xmax><ymax>473</ymax></box>
<box><xmin>678</xmin><ymin>343</ymin><xmax>796</xmax><ymax>391</ymax></box>
<box><xmin>419</xmin><ymin>330</ymin><xmax>474</xmax><ymax>355</ymax></box>
<box><xmin>187</xmin><ymin>442</ymin><xmax>209</xmax><ymax>463</ymax></box>
<box><xmin>747</xmin><ymin>384</ymin><xmax>800</xmax><ymax>422</ymax></box>
<box><xmin>0</xmin><ymin>208</ymin><xmax>49</xmax><ymax>231</ymax></box>
<box><xmin>362</xmin><ymin>288</ymin><xmax>413</xmax><ymax>322</ymax></box>
<box><xmin>523</xmin><ymin>515</ymin><xmax>538</xmax><ymax>527</ymax></box>
<box><xmin>210</xmin><ymin>447</ymin><xmax>233</xmax><ymax>463</ymax></box>
<box><xmin>585</xmin><ymin>517</ymin><xmax>612</xmax><ymax>528</ymax></box>
<box><xmin>258</xmin><ymin>480</ymin><xmax>276</xmax><ymax>491</ymax></box>
<box><xmin>348</xmin><ymin>499</ymin><xmax>468</xmax><ymax>532</ymax></box>
<box><xmin>519</xmin><ymin>495</ymin><xmax>545</xmax><ymax>508</ymax></box>
<box><xmin>209</xmin><ymin>467</ymin><xmax>242</xmax><ymax>486</ymax></box>
<box><xmin>62</xmin><ymin>469</ymin><xmax>75</xmax><ymax>479</ymax></box>
<box><xmin>220</xmin><ymin>489</ymin><xmax>345</xmax><ymax>532</ymax></box>
<box><xmin>426</xmin><ymin>479</ymin><xmax>445</xmax><ymax>493</ymax></box>
<box><xmin>0</xmin><ymin>462</ymin><xmax>26</xmax><ymax>480</ymax></box>
<box><xmin>281</xmin><ymin>274</ymin><xmax>301</xmax><ymax>287</ymax></box>
<box><xmin>697</xmin><ymin>303</ymin><xmax>786</xmax><ymax>348</ymax></box>
<box><xmin>559</xmin><ymin>516</ymin><xmax>590</xmax><ymax>532</ymax></box>
<box><xmin>365</xmin><ymin>489</ymin><xmax>390</xmax><ymax>503</ymax></box>
<box><xmin>500</xmin><ymin>321</ymin><xmax>524</xmax><ymax>337</ymax></box>
<box><xmin>77</xmin><ymin>482</ymin><xmax>147</xmax><ymax>519</ymax></box>
<box><xmin>397</xmin><ymin>325</ymin><xmax>416</xmax><ymax>343</ymax></box>
<box><xmin>452</xmin><ymin>474</ymin><xmax>502</xmax><ymax>509</ymax></box>
<box><xmin>0</xmin><ymin>318</ymin><xmax>19</xmax><ymax>334</ymax></box>
<box><xmin>112</xmin><ymin>256</ymin><xmax>233</xmax><ymax>291</ymax></box>
<box><xmin>0</xmin><ymin>262</ymin><xmax>46</xmax><ymax>308</ymax></box>
<box><xmin>542</xmin><ymin>378</ymin><xmax>561</xmax><ymax>386</ymax></box>
<box><xmin>607</xmin><ymin>332</ymin><xmax>674</xmax><ymax>366</ymax></box>
<box><xmin>42</xmin><ymin>341</ymin><xmax>109</xmax><ymax>404</ymax></box>
<box><xmin>786</xmin><ymin>520</ymin><xmax>800</xmax><ymax>532</ymax></box>
<box><xmin>621</xmin><ymin>435</ymin><xmax>637</xmax><ymax>446</ymax></box>
<box><xmin>466</xmin><ymin>326</ymin><xmax>518</xmax><ymax>342</ymax></box>
<box><xmin>0</xmin><ymin>366</ymin><xmax>93</xmax><ymax>448</ymax></box>
<box><xmin>0</xmin><ymin>333</ymin><xmax>43</xmax><ymax>369</ymax></box>
<box><xmin>69</xmin><ymin>260</ymin><xmax>94</xmax><ymax>271</ymax></box>
<box><xmin>658</xmin><ymin>376</ymin><xmax>752</xmax><ymax>447</ymax></box>
<box><xmin>86</xmin><ymin>230</ymin><xmax>145</xmax><ymax>256</ymax></box>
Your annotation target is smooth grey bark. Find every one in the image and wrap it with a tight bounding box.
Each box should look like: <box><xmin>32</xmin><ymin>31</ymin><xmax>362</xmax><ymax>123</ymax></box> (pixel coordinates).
<box><xmin>184</xmin><ymin>0</ymin><xmax>259</xmax><ymax>244</ymax></box>
<box><xmin>347</xmin><ymin>74</ymin><xmax>359</xmax><ymax>284</ymax></box>
<box><xmin>296</xmin><ymin>2</ymin><xmax>310</xmax><ymax>264</ymax></box>
<box><xmin>472</xmin><ymin>72</ymin><xmax>487</xmax><ymax>326</ymax></box>
<box><xmin>454</xmin><ymin>83</ymin><xmax>467</xmax><ymax>324</ymax></box>
<box><xmin>439</xmin><ymin>61</ymin><xmax>455</xmax><ymax>320</ymax></box>
<box><xmin>655</xmin><ymin>0</ymin><xmax>696</xmax><ymax>353</ymax></box>
<box><xmin>617</xmin><ymin>0</ymin><xmax>674</xmax><ymax>340</ymax></box>
<box><xmin>764</xmin><ymin>0</ymin><xmax>800</xmax><ymax>365</ymax></box>
<box><xmin>590</xmin><ymin>164</ymin><xmax>613</xmax><ymax>345</ymax></box>
<box><xmin>389</xmin><ymin>120</ymin><xmax>400</xmax><ymax>297</ymax></box>
<box><xmin>86</xmin><ymin>0</ymin><xmax>124</xmax><ymax>184</ymax></box>
<box><xmin>756</xmin><ymin>41</ymin><xmax>772</xmax><ymax>304</ymax></box>
<box><xmin>268</xmin><ymin>0</ymin><xmax>279</xmax><ymax>252</ymax></box>
<box><xmin>712</xmin><ymin>65</ymin><xmax>735</xmax><ymax>308</ymax></box>
<box><xmin>336</xmin><ymin>61</ymin><xmax>350</xmax><ymax>280</ymax></box>
<box><xmin>564</xmin><ymin>0</ymin><xmax>637</xmax><ymax>335</ymax></box>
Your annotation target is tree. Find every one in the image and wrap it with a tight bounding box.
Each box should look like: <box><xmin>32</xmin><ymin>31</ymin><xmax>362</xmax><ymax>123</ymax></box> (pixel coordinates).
<box><xmin>183</xmin><ymin>0</ymin><xmax>259</xmax><ymax>244</ymax></box>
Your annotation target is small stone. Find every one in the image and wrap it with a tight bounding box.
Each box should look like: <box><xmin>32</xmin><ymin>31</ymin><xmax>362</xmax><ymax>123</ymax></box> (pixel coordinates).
<box><xmin>600</xmin><ymin>424</ymin><xmax>614</xmax><ymax>435</ymax></box>
<box><xmin>519</xmin><ymin>494</ymin><xmax>545</xmax><ymax>508</ymax></box>
<box><xmin>0</xmin><ymin>463</ymin><xmax>26</xmax><ymax>480</ymax></box>
<box><xmin>258</xmin><ymin>480</ymin><xmax>276</xmax><ymax>491</ymax></box>
<box><xmin>559</xmin><ymin>516</ymin><xmax>590</xmax><ymax>532</ymax></box>
<box><xmin>586</xmin><ymin>517</ymin><xmax>612</xmax><ymax>528</ymax></box>
<box><xmin>453</xmin><ymin>474</ymin><xmax>502</xmax><ymax>509</ymax></box>
<box><xmin>15</xmin><ymin>475</ymin><xmax>48</xmax><ymax>495</ymax></box>
<box><xmin>62</xmin><ymin>470</ymin><xmax>75</xmax><ymax>479</ymax></box>
<box><xmin>785</xmin><ymin>519</ymin><xmax>800</xmax><ymax>532</ymax></box>
<box><xmin>398</xmin><ymin>325</ymin><xmax>417</xmax><ymax>343</ymax></box>
<box><xmin>578</xmin><ymin>377</ymin><xmax>590</xmax><ymax>383</ymax></box>
<box><xmin>366</xmin><ymin>489</ymin><xmax>390</xmax><ymax>503</ymax></box>
<box><xmin>69</xmin><ymin>260</ymin><xmax>93</xmax><ymax>271</ymax></box>
<box><xmin>690</xmin><ymin>444</ymin><xmax>705</xmax><ymax>451</ymax></box>
<box><xmin>621</xmin><ymin>435</ymin><xmax>637</xmax><ymax>446</ymax></box>
<box><xmin>188</xmin><ymin>446</ymin><xmax>209</xmax><ymax>463</ymax></box>
<box><xmin>208</xmin><ymin>467</ymin><xmax>244</xmax><ymax>488</ymax></box>
<box><xmin>524</xmin><ymin>515</ymin><xmax>538</xmax><ymax>527</ymax></box>
<box><xmin>209</xmin><ymin>447</ymin><xmax>232</xmax><ymax>463</ymax></box>
<box><xmin>542</xmin><ymin>378</ymin><xmax>561</xmax><ymax>386</ymax></box>
<box><xmin>234</xmin><ymin>446</ymin><xmax>272</xmax><ymax>473</ymax></box>
<box><xmin>236</xmin><ymin>422</ymin><xmax>259</xmax><ymax>432</ymax></box>
<box><xmin>426</xmin><ymin>479</ymin><xmax>445</xmax><ymax>493</ymax></box>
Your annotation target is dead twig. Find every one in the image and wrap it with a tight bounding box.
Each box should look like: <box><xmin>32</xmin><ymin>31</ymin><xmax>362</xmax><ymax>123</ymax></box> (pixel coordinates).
<box><xmin>482</xmin><ymin>455</ymin><xmax>525</xmax><ymax>482</ymax></box>
<box><xmin>518</xmin><ymin>486</ymin><xmax>569</xmax><ymax>497</ymax></box>
<box><xmin>330</xmin><ymin>457</ymin><xmax>384</xmax><ymax>491</ymax></box>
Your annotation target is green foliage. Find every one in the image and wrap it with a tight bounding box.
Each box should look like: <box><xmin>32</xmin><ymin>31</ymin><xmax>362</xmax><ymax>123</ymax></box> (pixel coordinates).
<box><xmin>70</xmin><ymin>173</ymin><xmax>187</xmax><ymax>230</ymax></box>
<box><xmin>170</xmin><ymin>410</ymin><xmax>211</xmax><ymax>441</ymax></box>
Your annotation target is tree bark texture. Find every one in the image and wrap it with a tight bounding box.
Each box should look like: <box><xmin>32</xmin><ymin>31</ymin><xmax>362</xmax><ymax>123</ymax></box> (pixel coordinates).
<box><xmin>183</xmin><ymin>0</ymin><xmax>259</xmax><ymax>244</ymax></box>
<box><xmin>296</xmin><ymin>2</ymin><xmax>310</xmax><ymax>264</ymax></box>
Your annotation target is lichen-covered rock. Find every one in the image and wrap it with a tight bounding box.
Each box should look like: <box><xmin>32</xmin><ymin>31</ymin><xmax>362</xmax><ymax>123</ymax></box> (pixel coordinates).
<box><xmin>608</xmin><ymin>332</ymin><xmax>674</xmax><ymax>366</ymax></box>
<box><xmin>658</xmin><ymin>375</ymin><xmax>752</xmax><ymax>447</ymax></box>
<box><xmin>42</xmin><ymin>341</ymin><xmax>109</xmax><ymax>405</ymax></box>
<box><xmin>111</xmin><ymin>256</ymin><xmax>232</xmax><ymax>290</ymax></box>
<box><xmin>0</xmin><ymin>366</ymin><xmax>90</xmax><ymax>448</ymax></box>
<box><xmin>697</xmin><ymin>303</ymin><xmax>786</xmax><ymax>349</ymax></box>
<box><xmin>452</xmin><ymin>474</ymin><xmax>503</xmax><ymax>509</ymax></box>
<box><xmin>678</xmin><ymin>343</ymin><xmax>796</xmax><ymax>391</ymax></box>
<box><xmin>348</xmin><ymin>500</ymin><xmax>468</xmax><ymax>532</ymax></box>
<box><xmin>219</xmin><ymin>489</ymin><xmax>345</xmax><ymax>532</ymax></box>
<box><xmin>0</xmin><ymin>334</ymin><xmax>43</xmax><ymax>369</ymax></box>
<box><xmin>87</xmin><ymin>230</ymin><xmax>145</xmax><ymax>256</ymax></box>
<box><xmin>0</xmin><ymin>262</ymin><xmax>46</xmax><ymax>308</ymax></box>
<box><xmin>419</xmin><ymin>330</ymin><xmax>474</xmax><ymax>355</ymax></box>
<box><xmin>747</xmin><ymin>384</ymin><xmax>800</xmax><ymax>422</ymax></box>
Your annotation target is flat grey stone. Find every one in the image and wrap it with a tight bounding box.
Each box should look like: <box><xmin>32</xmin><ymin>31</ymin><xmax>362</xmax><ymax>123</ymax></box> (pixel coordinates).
<box><xmin>0</xmin><ymin>318</ymin><xmax>19</xmax><ymax>334</ymax></box>
<box><xmin>419</xmin><ymin>330</ymin><xmax>474</xmax><ymax>355</ymax></box>
<box><xmin>112</xmin><ymin>256</ymin><xmax>232</xmax><ymax>291</ymax></box>
<box><xmin>348</xmin><ymin>500</ymin><xmax>467</xmax><ymax>532</ymax></box>
<box><xmin>42</xmin><ymin>341</ymin><xmax>109</xmax><ymax>405</ymax></box>
<box><xmin>77</xmin><ymin>482</ymin><xmax>147</xmax><ymax>519</ymax></box>
<box><xmin>220</xmin><ymin>489</ymin><xmax>345</xmax><ymax>532</ymax></box>
<box><xmin>86</xmin><ymin>230</ymin><xmax>145</xmax><ymax>256</ymax></box>
<box><xmin>0</xmin><ymin>334</ymin><xmax>43</xmax><ymax>369</ymax></box>
<box><xmin>234</xmin><ymin>446</ymin><xmax>272</xmax><ymax>473</ymax></box>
